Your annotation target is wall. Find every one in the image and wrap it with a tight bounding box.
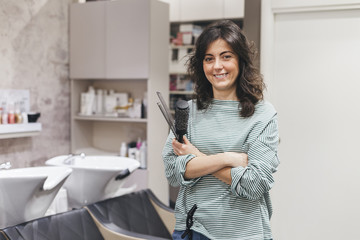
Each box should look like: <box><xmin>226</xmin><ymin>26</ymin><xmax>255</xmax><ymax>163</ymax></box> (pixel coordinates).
<box><xmin>261</xmin><ymin>0</ymin><xmax>360</xmax><ymax>239</ymax></box>
<box><xmin>0</xmin><ymin>0</ymin><xmax>73</xmax><ymax>167</ymax></box>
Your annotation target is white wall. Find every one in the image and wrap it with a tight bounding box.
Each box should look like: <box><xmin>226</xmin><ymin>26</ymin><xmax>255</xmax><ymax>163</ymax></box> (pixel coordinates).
<box><xmin>261</xmin><ymin>1</ymin><xmax>360</xmax><ymax>239</ymax></box>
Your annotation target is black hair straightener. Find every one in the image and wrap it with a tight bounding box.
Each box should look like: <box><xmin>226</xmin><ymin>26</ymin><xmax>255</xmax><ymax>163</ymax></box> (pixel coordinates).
<box><xmin>156</xmin><ymin>91</ymin><xmax>178</xmax><ymax>139</ymax></box>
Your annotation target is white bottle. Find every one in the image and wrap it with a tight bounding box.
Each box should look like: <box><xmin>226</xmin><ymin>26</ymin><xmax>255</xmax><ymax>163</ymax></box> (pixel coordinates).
<box><xmin>80</xmin><ymin>93</ymin><xmax>87</xmax><ymax>115</ymax></box>
<box><xmin>120</xmin><ymin>142</ymin><xmax>127</xmax><ymax>157</ymax></box>
<box><xmin>20</xmin><ymin>101</ymin><xmax>28</xmax><ymax>124</ymax></box>
<box><xmin>1</xmin><ymin>102</ymin><xmax>8</xmax><ymax>124</ymax></box>
<box><xmin>96</xmin><ymin>89</ymin><xmax>103</xmax><ymax>115</ymax></box>
<box><xmin>140</xmin><ymin>141</ymin><xmax>147</xmax><ymax>169</ymax></box>
<box><xmin>105</xmin><ymin>91</ymin><xmax>117</xmax><ymax>115</ymax></box>
<box><xmin>87</xmin><ymin>86</ymin><xmax>96</xmax><ymax>115</ymax></box>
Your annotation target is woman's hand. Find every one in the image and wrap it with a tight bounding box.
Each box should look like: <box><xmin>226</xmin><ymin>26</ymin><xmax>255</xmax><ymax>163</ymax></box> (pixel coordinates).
<box><xmin>212</xmin><ymin>153</ymin><xmax>248</xmax><ymax>185</ymax></box>
<box><xmin>172</xmin><ymin>136</ymin><xmax>205</xmax><ymax>157</ymax></box>
<box><xmin>223</xmin><ymin>152</ymin><xmax>248</xmax><ymax>168</ymax></box>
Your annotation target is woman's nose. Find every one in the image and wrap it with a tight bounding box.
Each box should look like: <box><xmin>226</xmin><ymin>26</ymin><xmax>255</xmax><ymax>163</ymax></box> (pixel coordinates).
<box><xmin>214</xmin><ymin>58</ymin><xmax>223</xmax><ymax>70</ymax></box>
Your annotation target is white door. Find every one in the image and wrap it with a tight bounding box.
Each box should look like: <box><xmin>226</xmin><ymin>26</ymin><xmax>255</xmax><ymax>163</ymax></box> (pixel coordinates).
<box><xmin>265</xmin><ymin>7</ymin><xmax>360</xmax><ymax>240</ymax></box>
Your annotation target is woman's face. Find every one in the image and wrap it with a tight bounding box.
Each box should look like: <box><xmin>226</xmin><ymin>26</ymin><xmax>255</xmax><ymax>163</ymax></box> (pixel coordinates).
<box><xmin>203</xmin><ymin>38</ymin><xmax>239</xmax><ymax>100</ymax></box>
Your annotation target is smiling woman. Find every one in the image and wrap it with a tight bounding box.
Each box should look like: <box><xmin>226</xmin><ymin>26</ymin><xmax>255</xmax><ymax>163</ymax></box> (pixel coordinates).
<box><xmin>188</xmin><ymin>20</ymin><xmax>265</xmax><ymax>118</ymax></box>
<box><xmin>162</xmin><ymin>20</ymin><xmax>279</xmax><ymax>240</ymax></box>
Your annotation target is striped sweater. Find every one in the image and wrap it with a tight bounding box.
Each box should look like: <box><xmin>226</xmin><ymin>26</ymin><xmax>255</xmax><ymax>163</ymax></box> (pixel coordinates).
<box><xmin>162</xmin><ymin>99</ymin><xmax>280</xmax><ymax>240</ymax></box>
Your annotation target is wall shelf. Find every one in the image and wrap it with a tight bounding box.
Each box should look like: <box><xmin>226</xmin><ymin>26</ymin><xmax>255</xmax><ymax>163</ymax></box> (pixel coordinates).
<box><xmin>0</xmin><ymin>123</ymin><xmax>42</xmax><ymax>139</ymax></box>
<box><xmin>170</xmin><ymin>44</ymin><xmax>194</xmax><ymax>49</ymax></box>
<box><xmin>170</xmin><ymin>90</ymin><xmax>193</xmax><ymax>95</ymax></box>
<box><xmin>74</xmin><ymin>115</ymin><xmax>147</xmax><ymax>123</ymax></box>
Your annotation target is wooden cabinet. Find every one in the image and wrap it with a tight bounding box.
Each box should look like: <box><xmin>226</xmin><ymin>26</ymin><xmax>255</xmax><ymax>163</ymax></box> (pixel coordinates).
<box><xmin>70</xmin><ymin>2</ymin><xmax>106</xmax><ymax>79</ymax></box>
<box><xmin>180</xmin><ymin>0</ymin><xmax>223</xmax><ymax>21</ymax></box>
<box><xmin>105</xmin><ymin>0</ymin><xmax>149</xmax><ymax>79</ymax></box>
<box><xmin>70</xmin><ymin>0</ymin><xmax>150</xmax><ymax>79</ymax></box>
<box><xmin>161</xmin><ymin>0</ymin><xmax>245</xmax><ymax>22</ymax></box>
<box><xmin>69</xmin><ymin>0</ymin><xmax>170</xmax><ymax>204</ymax></box>
<box><xmin>224</xmin><ymin>0</ymin><xmax>245</xmax><ymax>19</ymax></box>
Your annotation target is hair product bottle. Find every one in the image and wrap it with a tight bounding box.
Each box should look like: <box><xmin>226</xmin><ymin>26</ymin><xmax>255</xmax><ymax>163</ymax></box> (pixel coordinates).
<box><xmin>140</xmin><ymin>140</ymin><xmax>147</xmax><ymax>169</ymax></box>
<box><xmin>20</xmin><ymin>101</ymin><xmax>28</xmax><ymax>124</ymax></box>
<box><xmin>120</xmin><ymin>142</ymin><xmax>127</xmax><ymax>157</ymax></box>
<box><xmin>1</xmin><ymin>102</ymin><xmax>8</xmax><ymax>125</ymax></box>
<box><xmin>15</xmin><ymin>102</ymin><xmax>23</xmax><ymax>123</ymax></box>
<box><xmin>7</xmin><ymin>102</ymin><xmax>15</xmax><ymax>124</ymax></box>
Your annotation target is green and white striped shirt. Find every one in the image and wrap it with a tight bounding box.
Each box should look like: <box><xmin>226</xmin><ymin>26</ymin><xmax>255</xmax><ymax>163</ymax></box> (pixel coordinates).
<box><xmin>162</xmin><ymin>99</ymin><xmax>279</xmax><ymax>240</ymax></box>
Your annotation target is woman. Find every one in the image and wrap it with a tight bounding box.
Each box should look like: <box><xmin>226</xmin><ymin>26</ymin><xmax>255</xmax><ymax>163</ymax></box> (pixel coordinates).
<box><xmin>162</xmin><ymin>20</ymin><xmax>279</xmax><ymax>240</ymax></box>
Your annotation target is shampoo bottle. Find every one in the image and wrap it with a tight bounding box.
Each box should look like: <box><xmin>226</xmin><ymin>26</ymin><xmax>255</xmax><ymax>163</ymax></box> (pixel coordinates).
<box><xmin>20</xmin><ymin>101</ymin><xmax>28</xmax><ymax>124</ymax></box>
<box><xmin>7</xmin><ymin>102</ymin><xmax>15</xmax><ymax>124</ymax></box>
<box><xmin>120</xmin><ymin>142</ymin><xmax>127</xmax><ymax>157</ymax></box>
<box><xmin>1</xmin><ymin>102</ymin><xmax>8</xmax><ymax>125</ymax></box>
<box><xmin>96</xmin><ymin>89</ymin><xmax>103</xmax><ymax>115</ymax></box>
<box><xmin>140</xmin><ymin>141</ymin><xmax>147</xmax><ymax>169</ymax></box>
<box><xmin>15</xmin><ymin>102</ymin><xmax>22</xmax><ymax>123</ymax></box>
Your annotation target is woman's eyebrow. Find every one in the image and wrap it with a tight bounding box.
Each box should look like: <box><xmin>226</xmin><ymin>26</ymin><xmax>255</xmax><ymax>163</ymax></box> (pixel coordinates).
<box><xmin>220</xmin><ymin>51</ymin><xmax>234</xmax><ymax>55</ymax></box>
<box><xmin>205</xmin><ymin>51</ymin><xmax>234</xmax><ymax>56</ymax></box>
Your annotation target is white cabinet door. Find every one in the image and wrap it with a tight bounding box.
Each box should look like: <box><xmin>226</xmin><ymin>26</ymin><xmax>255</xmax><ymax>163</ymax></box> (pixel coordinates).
<box><xmin>160</xmin><ymin>0</ymin><xmax>180</xmax><ymax>22</ymax></box>
<box><xmin>70</xmin><ymin>0</ymin><xmax>150</xmax><ymax>79</ymax></box>
<box><xmin>106</xmin><ymin>0</ymin><xmax>149</xmax><ymax>79</ymax></box>
<box><xmin>70</xmin><ymin>2</ymin><xmax>106</xmax><ymax>79</ymax></box>
<box><xmin>224</xmin><ymin>0</ymin><xmax>244</xmax><ymax>19</ymax></box>
<box><xmin>180</xmin><ymin>0</ymin><xmax>223</xmax><ymax>21</ymax></box>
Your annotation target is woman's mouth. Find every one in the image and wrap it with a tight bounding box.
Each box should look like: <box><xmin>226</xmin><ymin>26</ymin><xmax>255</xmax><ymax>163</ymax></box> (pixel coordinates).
<box><xmin>214</xmin><ymin>73</ymin><xmax>228</xmax><ymax>79</ymax></box>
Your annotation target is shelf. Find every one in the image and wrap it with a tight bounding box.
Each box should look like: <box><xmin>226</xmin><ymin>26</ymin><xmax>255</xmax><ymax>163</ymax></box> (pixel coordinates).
<box><xmin>169</xmin><ymin>71</ymin><xmax>188</xmax><ymax>75</ymax></box>
<box><xmin>170</xmin><ymin>44</ymin><xmax>194</xmax><ymax>49</ymax></box>
<box><xmin>74</xmin><ymin>115</ymin><xmax>147</xmax><ymax>123</ymax></box>
<box><xmin>170</xmin><ymin>91</ymin><xmax>194</xmax><ymax>95</ymax></box>
<box><xmin>0</xmin><ymin>123</ymin><xmax>42</xmax><ymax>139</ymax></box>
<box><xmin>74</xmin><ymin>147</ymin><xmax>118</xmax><ymax>156</ymax></box>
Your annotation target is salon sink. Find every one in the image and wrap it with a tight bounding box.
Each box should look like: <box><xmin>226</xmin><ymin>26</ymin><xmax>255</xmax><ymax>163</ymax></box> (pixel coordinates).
<box><xmin>0</xmin><ymin>166</ymin><xmax>72</xmax><ymax>229</ymax></box>
<box><xmin>45</xmin><ymin>155</ymin><xmax>140</xmax><ymax>209</ymax></box>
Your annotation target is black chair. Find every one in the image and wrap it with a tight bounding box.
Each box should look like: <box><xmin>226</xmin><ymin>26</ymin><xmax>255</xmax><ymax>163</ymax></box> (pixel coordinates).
<box><xmin>85</xmin><ymin>189</ymin><xmax>175</xmax><ymax>240</ymax></box>
<box><xmin>0</xmin><ymin>208</ymin><xmax>104</xmax><ymax>240</ymax></box>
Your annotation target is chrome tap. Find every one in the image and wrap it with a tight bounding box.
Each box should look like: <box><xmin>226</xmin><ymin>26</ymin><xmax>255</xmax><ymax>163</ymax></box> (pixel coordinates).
<box><xmin>0</xmin><ymin>162</ymin><xmax>11</xmax><ymax>170</ymax></box>
<box><xmin>63</xmin><ymin>153</ymin><xmax>85</xmax><ymax>165</ymax></box>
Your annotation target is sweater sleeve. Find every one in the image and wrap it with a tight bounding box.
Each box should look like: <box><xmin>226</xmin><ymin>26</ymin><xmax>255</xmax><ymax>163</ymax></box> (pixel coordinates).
<box><xmin>162</xmin><ymin>132</ymin><xmax>201</xmax><ymax>187</ymax></box>
<box><xmin>230</xmin><ymin>115</ymin><xmax>280</xmax><ymax>200</ymax></box>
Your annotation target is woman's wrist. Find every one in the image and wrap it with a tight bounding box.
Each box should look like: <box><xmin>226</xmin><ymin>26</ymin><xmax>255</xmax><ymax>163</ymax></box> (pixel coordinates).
<box><xmin>196</xmin><ymin>151</ymin><xmax>206</xmax><ymax>157</ymax></box>
<box><xmin>216</xmin><ymin>152</ymin><xmax>232</xmax><ymax>167</ymax></box>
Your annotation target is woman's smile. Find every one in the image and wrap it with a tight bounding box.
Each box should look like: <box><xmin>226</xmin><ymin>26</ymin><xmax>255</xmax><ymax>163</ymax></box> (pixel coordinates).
<box><xmin>214</xmin><ymin>73</ymin><xmax>228</xmax><ymax>79</ymax></box>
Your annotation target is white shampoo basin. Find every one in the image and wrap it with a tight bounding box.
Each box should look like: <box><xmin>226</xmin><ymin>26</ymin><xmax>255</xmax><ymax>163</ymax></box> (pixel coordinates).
<box><xmin>45</xmin><ymin>155</ymin><xmax>140</xmax><ymax>209</ymax></box>
<box><xmin>0</xmin><ymin>166</ymin><xmax>72</xmax><ymax>228</ymax></box>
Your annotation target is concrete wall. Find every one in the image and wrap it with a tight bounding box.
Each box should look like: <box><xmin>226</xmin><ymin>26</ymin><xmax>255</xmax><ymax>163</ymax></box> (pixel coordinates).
<box><xmin>0</xmin><ymin>0</ymin><xmax>73</xmax><ymax>167</ymax></box>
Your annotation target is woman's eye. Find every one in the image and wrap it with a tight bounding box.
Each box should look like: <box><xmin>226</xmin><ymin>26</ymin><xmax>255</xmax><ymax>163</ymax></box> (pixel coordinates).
<box><xmin>223</xmin><ymin>55</ymin><xmax>232</xmax><ymax>60</ymax></box>
<box><xmin>204</xmin><ymin>57</ymin><xmax>214</xmax><ymax>62</ymax></box>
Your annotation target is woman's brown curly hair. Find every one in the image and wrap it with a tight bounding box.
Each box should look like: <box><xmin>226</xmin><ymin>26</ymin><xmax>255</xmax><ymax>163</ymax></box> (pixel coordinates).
<box><xmin>187</xmin><ymin>20</ymin><xmax>265</xmax><ymax>117</ymax></box>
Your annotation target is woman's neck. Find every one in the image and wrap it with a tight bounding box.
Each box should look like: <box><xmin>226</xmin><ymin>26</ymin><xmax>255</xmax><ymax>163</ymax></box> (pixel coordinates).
<box><xmin>213</xmin><ymin>89</ymin><xmax>238</xmax><ymax>101</ymax></box>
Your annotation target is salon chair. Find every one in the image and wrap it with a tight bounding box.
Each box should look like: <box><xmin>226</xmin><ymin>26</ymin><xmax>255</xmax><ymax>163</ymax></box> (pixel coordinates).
<box><xmin>85</xmin><ymin>189</ymin><xmax>175</xmax><ymax>240</ymax></box>
<box><xmin>0</xmin><ymin>208</ymin><xmax>104</xmax><ymax>240</ymax></box>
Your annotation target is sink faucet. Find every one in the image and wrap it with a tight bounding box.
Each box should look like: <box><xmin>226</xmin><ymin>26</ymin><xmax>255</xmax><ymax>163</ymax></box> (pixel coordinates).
<box><xmin>63</xmin><ymin>153</ymin><xmax>85</xmax><ymax>165</ymax></box>
<box><xmin>0</xmin><ymin>162</ymin><xmax>11</xmax><ymax>170</ymax></box>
